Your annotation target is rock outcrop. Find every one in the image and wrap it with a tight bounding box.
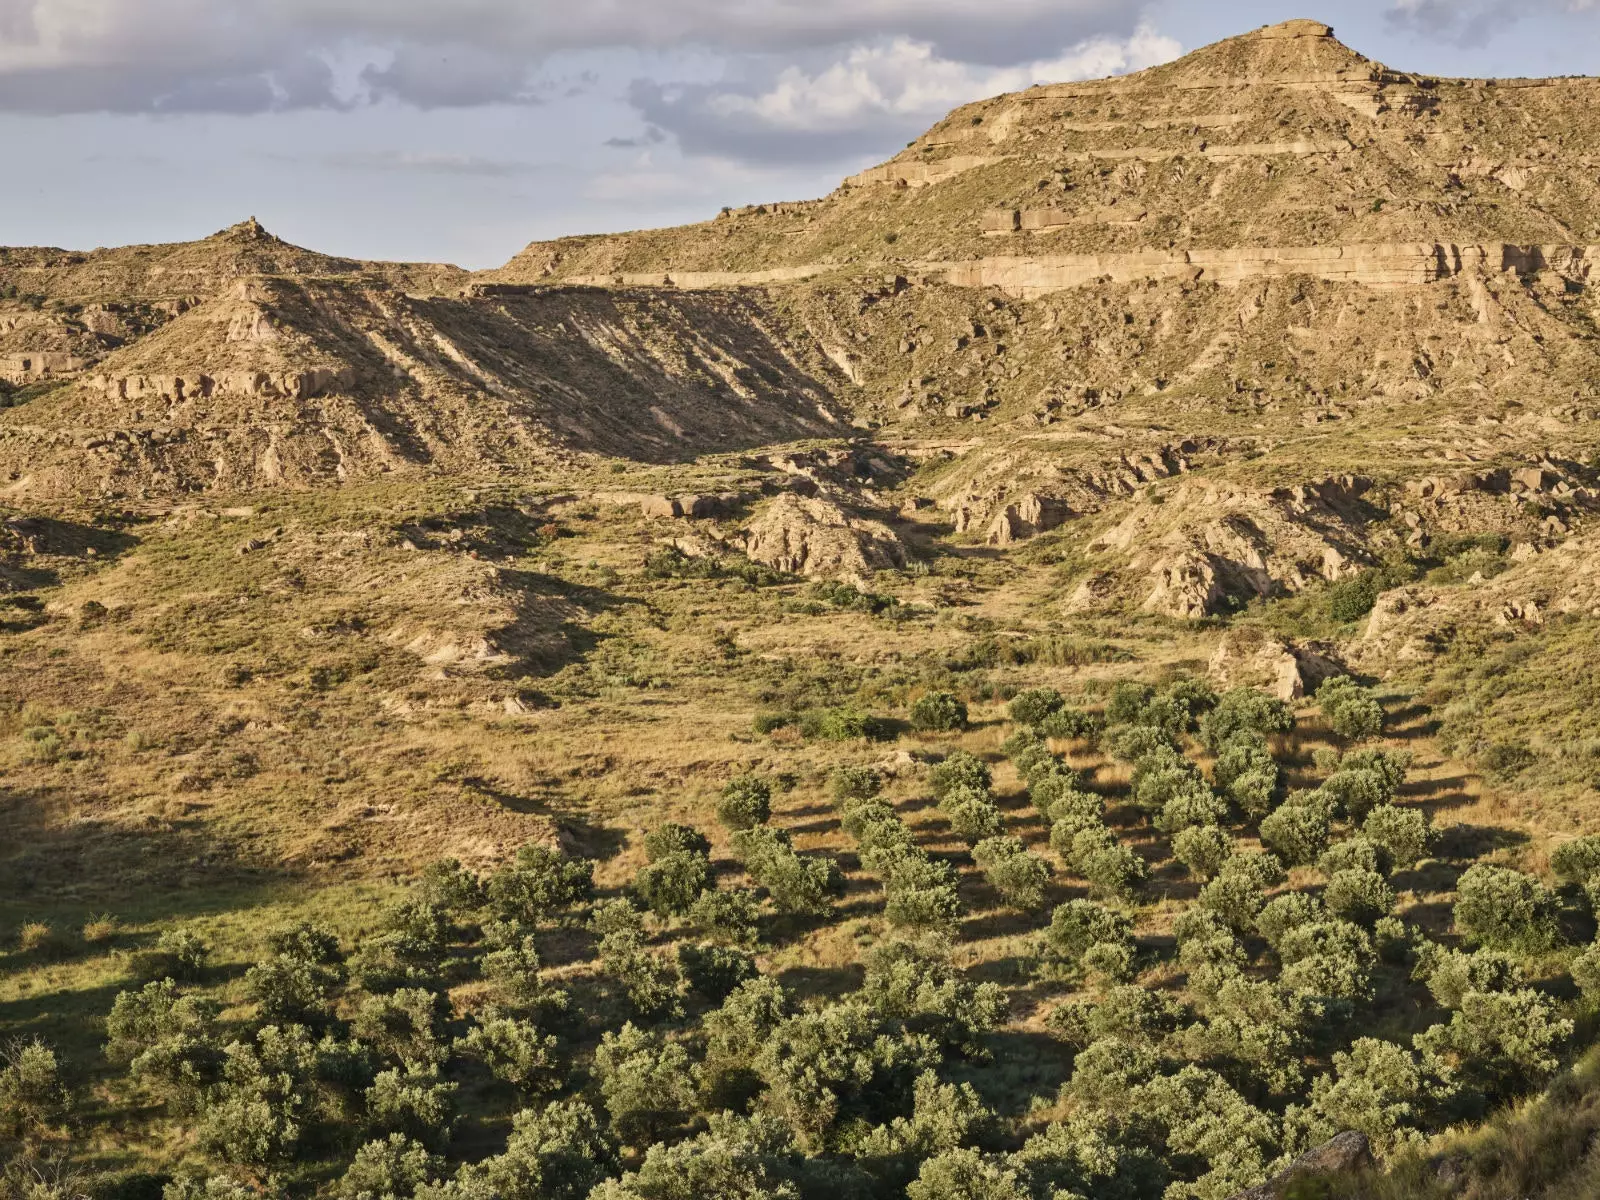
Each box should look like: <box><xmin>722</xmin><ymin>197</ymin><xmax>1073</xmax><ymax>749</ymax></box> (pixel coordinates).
<box><xmin>1229</xmin><ymin>1132</ymin><xmax>1374</xmax><ymax>1200</ymax></box>
<box><xmin>741</xmin><ymin>494</ymin><xmax>906</xmax><ymax>582</ymax></box>
<box><xmin>1209</xmin><ymin>627</ymin><xmax>1342</xmax><ymax>701</ymax></box>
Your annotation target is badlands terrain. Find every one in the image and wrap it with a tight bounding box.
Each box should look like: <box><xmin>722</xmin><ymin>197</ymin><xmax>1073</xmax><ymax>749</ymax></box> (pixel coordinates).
<box><xmin>3</xmin><ymin>18</ymin><xmax>1600</xmax><ymax>1200</ymax></box>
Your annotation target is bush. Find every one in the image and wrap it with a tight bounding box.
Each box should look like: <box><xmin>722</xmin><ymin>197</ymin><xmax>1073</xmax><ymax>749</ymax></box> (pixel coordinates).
<box><xmin>862</xmin><ymin>941</ymin><xmax>1007</xmax><ymax>1057</ymax></box>
<box><xmin>829</xmin><ymin>766</ymin><xmax>882</xmax><ymax>807</ymax></box>
<box><xmin>800</xmin><ymin>706</ymin><xmax>889</xmax><ymax>741</ymax></box>
<box><xmin>1009</xmin><ymin>688</ymin><xmax>1065</xmax><ymax>727</ymax></box>
<box><xmin>1038</xmin><ymin>706</ymin><xmax>1102</xmax><ymax>741</ymax></box>
<box><xmin>339</xmin><ymin>1135</ymin><xmax>442</xmax><ymax>1200</ymax></box>
<box><xmin>1453</xmin><ymin>865</ymin><xmax>1561</xmax><ymax>952</ymax></box>
<box><xmin>1257</xmin><ymin>892</ymin><xmax>1324</xmax><ymax>949</ymax></box>
<box><xmin>1213</xmin><ymin>731</ymin><xmax>1280</xmax><ymax>818</ymax></box>
<box><xmin>1480</xmin><ymin>739</ymin><xmax>1537</xmax><ymax>781</ymax></box>
<box><xmin>1424</xmin><ymin>947</ymin><xmax>1521</xmax><ymax>1009</ymax></box>
<box><xmin>1064</xmin><ymin>827</ymin><xmax>1146</xmax><ymax>901</ymax></box>
<box><xmin>0</xmin><ymin>1038</ymin><xmax>69</xmax><ymax>1142</ymax></box>
<box><xmin>1199</xmin><ymin>689</ymin><xmax>1295</xmax><ymax>753</ymax></box>
<box><xmin>1317</xmin><ymin>677</ymin><xmax>1385</xmax><ymax>741</ymax></box>
<box><xmin>677</xmin><ymin>943</ymin><xmax>758</xmax><ymax>1001</ymax></box>
<box><xmin>1323</xmin><ymin>868</ymin><xmax>1395</xmax><ymax>926</ymax></box>
<box><xmin>353</xmin><ymin>989</ymin><xmax>450</xmax><ymax>1067</ymax></box>
<box><xmin>972</xmin><ymin>836</ymin><xmax>1051</xmax><ymax>911</ymax></box>
<box><xmin>456</xmin><ymin>1015</ymin><xmax>563</xmax><ymax>1094</ymax></box>
<box><xmin>1319</xmin><ymin>836</ymin><xmax>1384</xmax><ymax>877</ymax></box>
<box><xmin>364</xmin><ymin>1064</ymin><xmax>458</xmax><ymax>1151</ymax></box>
<box><xmin>1303</xmin><ymin>1038</ymin><xmax>1426</xmax><ymax>1154</ymax></box>
<box><xmin>1046</xmin><ymin>901</ymin><xmax>1133</xmax><ymax>961</ymax></box>
<box><xmin>1328</xmin><ymin>572</ymin><xmax>1385</xmax><ymax>622</ymax></box>
<box><xmin>1154</xmin><ymin>782</ymin><xmax>1229</xmax><ymax>836</ymax></box>
<box><xmin>1363</xmin><ymin>805</ymin><xmax>1431</xmax><ymax>869</ymax></box>
<box><xmin>134</xmin><ymin>930</ymin><xmax>210</xmax><ymax>983</ymax></box>
<box><xmin>594</xmin><ymin>1023</ymin><xmax>701</xmax><ymax>1146</ymax></box>
<box><xmin>930</xmin><ymin>750</ymin><xmax>991</xmax><ymax>798</ymax></box>
<box><xmin>1415</xmin><ymin>988</ymin><xmax>1572</xmax><ymax>1093</ymax></box>
<box><xmin>487</xmin><ymin>846</ymin><xmax>595</xmax><ymax>925</ymax></box>
<box><xmin>1572</xmin><ymin>942</ymin><xmax>1600</xmax><ymax>1000</ymax></box>
<box><xmin>1105</xmin><ymin>683</ymin><xmax>1155</xmax><ymax>726</ymax></box>
<box><xmin>633</xmin><ymin>850</ymin><xmax>711</xmax><ymax>917</ymax></box>
<box><xmin>717</xmin><ymin>776</ymin><xmax>772</xmax><ymax>831</ymax></box>
<box><xmin>911</xmin><ymin>691</ymin><xmax>968</xmax><ymax>732</ymax></box>
<box><xmin>689</xmin><ymin>888</ymin><xmax>763</xmax><ymax>949</ymax></box>
<box><xmin>245</xmin><ymin>953</ymin><xmax>342</xmax><ymax>1026</ymax></box>
<box><xmin>1173</xmin><ymin>825</ymin><xmax>1234</xmax><ymax>881</ymax></box>
<box><xmin>449</xmin><ymin>1099</ymin><xmax>617</xmax><ymax>1200</ymax></box>
<box><xmin>1258</xmin><ymin>793</ymin><xmax>1335</xmax><ymax>867</ymax></box>
<box><xmin>1552</xmin><ymin>836</ymin><xmax>1600</xmax><ymax>888</ymax></box>
<box><xmin>906</xmin><ymin>1149</ymin><xmax>1030</xmax><ymax>1200</ymax></box>
<box><xmin>942</xmin><ymin>791</ymin><xmax>1004</xmax><ymax>845</ymax></box>
<box><xmin>642</xmin><ymin>824</ymin><xmax>711</xmax><ymax>861</ymax></box>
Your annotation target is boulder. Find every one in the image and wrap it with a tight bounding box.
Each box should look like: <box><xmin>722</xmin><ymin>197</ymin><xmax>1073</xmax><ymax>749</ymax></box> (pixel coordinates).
<box><xmin>1229</xmin><ymin>1132</ymin><xmax>1373</xmax><ymax>1200</ymax></box>
<box><xmin>1143</xmin><ymin>551</ymin><xmax>1226</xmax><ymax>619</ymax></box>
<box><xmin>741</xmin><ymin>493</ymin><xmax>906</xmax><ymax>582</ymax></box>
<box><xmin>1209</xmin><ymin>628</ymin><xmax>1342</xmax><ymax>702</ymax></box>
<box><xmin>986</xmin><ymin>492</ymin><xmax>1071</xmax><ymax>545</ymax></box>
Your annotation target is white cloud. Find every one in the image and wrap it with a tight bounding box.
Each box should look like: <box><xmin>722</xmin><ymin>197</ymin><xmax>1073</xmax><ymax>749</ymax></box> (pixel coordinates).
<box><xmin>703</xmin><ymin>26</ymin><xmax>1180</xmax><ymax>134</ymax></box>
<box><xmin>1386</xmin><ymin>0</ymin><xmax>1597</xmax><ymax>44</ymax></box>
<box><xmin>0</xmin><ymin>0</ymin><xmax>1146</xmax><ymax>113</ymax></box>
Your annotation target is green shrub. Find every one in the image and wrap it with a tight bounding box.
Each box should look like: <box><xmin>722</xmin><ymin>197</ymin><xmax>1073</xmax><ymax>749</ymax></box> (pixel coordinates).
<box><xmin>633</xmin><ymin>850</ymin><xmax>712</xmax><ymax>917</ymax></box>
<box><xmin>1259</xmin><ymin>793</ymin><xmax>1335</xmax><ymax>867</ymax></box>
<box><xmin>134</xmin><ymin>930</ymin><xmax>210</xmax><ymax>983</ymax></box>
<box><xmin>1415</xmin><ymin>988</ymin><xmax>1572</xmax><ymax>1094</ymax></box>
<box><xmin>0</xmin><ymin>1038</ymin><xmax>69</xmax><ymax>1142</ymax></box>
<box><xmin>677</xmin><ymin>942</ymin><xmax>758</xmax><ymax>1001</ymax></box>
<box><xmin>594</xmin><ymin>1023</ymin><xmax>701</xmax><ymax>1147</ymax></box>
<box><xmin>689</xmin><ymin>888</ymin><xmax>763</xmax><ymax>949</ymax></box>
<box><xmin>487</xmin><ymin>846</ymin><xmax>595</xmax><ymax>925</ymax></box>
<box><xmin>829</xmin><ymin>765</ymin><xmax>882</xmax><ymax>806</ymax></box>
<box><xmin>942</xmin><ymin>790</ymin><xmax>1004</xmax><ymax>845</ymax></box>
<box><xmin>1362</xmin><ymin>805</ymin><xmax>1431</xmax><ymax>869</ymax></box>
<box><xmin>717</xmin><ymin>776</ymin><xmax>772</xmax><ymax>831</ymax></box>
<box><xmin>353</xmin><ymin>989</ymin><xmax>450</xmax><ymax>1068</ymax></box>
<box><xmin>1173</xmin><ymin>824</ymin><xmax>1234</xmax><ymax>881</ymax></box>
<box><xmin>1046</xmin><ymin>901</ymin><xmax>1133</xmax><ymax>961</ymax></box>
<box><xmin>364</xmin><ymin>1064</ymin><xmax>458</xmax><ymax>1151</ymax></box>
<box><xmin>642</xmin><ymin>824</ymin><xmax>711</xmax><ymax>861</ymax></box>
<box><xmin>1571</xmin><ymin>943</ymin><xmax>1600</xmax><ymax>1000</ymax></box>
<box><xmin>911</xmin><ymin>691</ymin><xmax>968</xmax><ymax>732</ymax></box>
<box><xmin>1064</xmin><ymin>826</ymin><xmax>1146</xmax><ymax>901</ymax></box>
<box><xmin>449</xmin><ymin>1100</ymin><xmax>617</xmax><ymax>1200</ymax></box>
<box><xmin>1453</xmin><ymin>865</ymin><xmax>1561</xmax><ymax>953</ymax></box>
<box><xmin>1009</xmin><ymin>688</ymin><xmax>1065</xmax><ymax>727</ymax></box>
<box><xmin>972</xmin><ymin>836</ymin><xmax>1052</xmax><ymax>911</ymax></box>
<box><xmin>1199</xmin><ymin>689</ymin><xmax>1295</xmax><ymax>753</ymax></box>
<box><xmin>339</xmin><ymin>1134</ymin><xmax>442</xmax><ymax>1200</ymax></box>
<box><xmin>1423</xmin><ymin>946</ymin><xmax>1522</xmax><ymax>1009</ymax></box>
<box><xmin>1302</xmin><ymin>1038</ymin><xmax>1427</xmax><ymax>1155</ymax></box>
<box><xmin>931</xmin><ymin>750</ymin><xmax>992</xmax><ymax>798</ymax></box>
<box><xmin>1317</xmin><ymin>677</ymin><xmax>1385</xmax><ymax>742</ymax></box>
<box><xmin>800</xmin><ymin>707</ymin><xmax>889</xmax><ymax>741</ymax></box>
<box><xmin>862</xmin><ymin>941</ymin><xmax>1008</xmax><ymax>1057</ymax></box>
<box><xmin>1323</xmin><ymin>867</ymin><xmax>1395</xmax><ymax>926</ymax></box>
<box><xmin>1552</xmin><ymin>836</ymin><xmax>1600</xmax><ymax>887</ymax></box>
<box><xmin>1480</xmin><ymin>739</ymin><xmax>1537</xmax><ymax>781</ymax></box>
<box><xmin>1038</xmin><ymin>706</ymin><xmax>1102</xmax><ymax>740</ymax></box>
<box><xmin>1257</xmin><ymin>892</ymin><xmax>1324</xmax><ymax>949</ymax></box>
<box><xmin>456</xmin><ymin>1016</ymin><xmax>563</xmax><ymax>1094</ymax></box>
<box><xmin>1319</xmin><ymin>836</ymin><xmax>1384</xmax><ymax>877</ymax></box>
<box><xmin>1105</xmin><ymin>683</ymin><xmax>1155</xmax><ymax>726</ymax></box>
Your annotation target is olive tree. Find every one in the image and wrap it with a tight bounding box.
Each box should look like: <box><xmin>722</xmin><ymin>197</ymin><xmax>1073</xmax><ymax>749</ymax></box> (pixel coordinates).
<box><xmin>1452</xmin><ymin>865</ymin><xmax>1560</xmax><ymax>953</ymax></box>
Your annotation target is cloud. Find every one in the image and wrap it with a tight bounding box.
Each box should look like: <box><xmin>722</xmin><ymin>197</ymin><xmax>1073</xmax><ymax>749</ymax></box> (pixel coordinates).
<box><xmin>0</xmin><ymin>0</ymin><xmax>1145</xmax><ymax>114</ymax></box>
<box><xmin>1386</xmin><ymin>0</ymin><xmax>1597</xmax><ymax>45</ymax></box>
<box><xmin>297</xmin><ymin>150</ymin><xmax>544</xmax><ymax>178</ymax></box>
<box><xmin>627</xmin><ymin>26</ymin><xmax>1181</xmax><ymax>165</ymax></box>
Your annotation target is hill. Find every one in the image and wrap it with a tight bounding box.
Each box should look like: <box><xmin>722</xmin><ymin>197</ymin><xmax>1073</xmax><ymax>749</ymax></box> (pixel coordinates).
<box><xmin>3</xmin><ymin>19</ymin><xmax>1600</xmax><ymax>1200</ymax></box>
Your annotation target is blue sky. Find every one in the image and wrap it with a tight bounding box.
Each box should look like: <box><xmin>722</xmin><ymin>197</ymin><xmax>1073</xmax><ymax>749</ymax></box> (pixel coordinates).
<box><xmin>0</xmin><ymin>0</ymin><xmax>1594</xmax><ymax>268</ymax></box>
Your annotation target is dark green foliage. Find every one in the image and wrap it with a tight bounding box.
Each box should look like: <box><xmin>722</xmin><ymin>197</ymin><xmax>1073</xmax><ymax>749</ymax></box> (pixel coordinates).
<box><xmin>1415</xmin><ymin>989</ymin><xmax>1573</xmax><ymax>1094</ymax></box>
<box><xmin>829</xmin><ymin>765</ymin><xmax>882</xmax><ymax>807</ymax></box>
<box><xmin>1037</xmin><ymin>705</ymin><xmax>1102</xmax><ymax>740</ymax></box>
<box><xmin>448</xmin><ymin>1099</ymin><xmax>618</xmax><ymax>1200</ymax></box>
<box><xmin>104</xmin><ymin>980</ymin><xmax>222</xmax><ymax>1113</ymax></box>
<box><xmin>595</xmin><ymin>1024</ymin><xmax>701</xmax><ymax>1146</ymax></box>
<box><xmin>1453</xmin><ymin>865</ymin><xmax>1561</xmax><ymax>953</ymax></box>
<box><xmin>689</xmin><ymin>888</ymin><xmax>763</xmax><ymax>949</ymax></box>
<box><xmin>1008</xmin><ymin>687</ymin><xmax>1065</xmax><ymax>727</ymax></box>
<box><xmin>1319</xmin><ymin>836</ymin><xmax>1384</xmax><ymax>877</ymax></box>
<box><xmin>643</xmin><ymin>824</ymin><xmax>712</xmax><ymax>861</ymax></box>
<box><xmin>861</xmin><ymin>940</ymin><xmax>1007</xmax><ymax>1057</ymax></box>
<box><xmin>1317</xmin><ymin>677</ymin><xmax>1386</xmax><ymax>742</ymax></box>
<box><xmin>1276</xmin><ymin>920</ymin><xmax>1376</xmax><ymax>1000</ymax></box>
<box><xmin>1046</xmin><ymin>900</ymin><xmax>1134</xmax><ymax>961</ymax></box>
<box><xmin>1198</xmin><ymin>853</ymin><xmax>1285</xmax><ymax>935</ymax></box>
<box><xmin>487</xmin><ymin>846</ymin><xmax>595</xmax><ymax>925</ymax></box>
<box><xmin>592</xmin><ymin>1110</ymin><xmax>804</xmax><ymax>1200</ymax></box>
<box><xmin>911</xmin><ymin>691</ymin><xmax>968</xmax><ymax>732</ymax></box>
<box><xmin>133</xmin><ymin>929</ymin><xmax>210</xmax><ymax>983</ymax></box>
<box><xmin>1106</xmin><ymin>682</ymin><xmax>1155</xmax><ymax>726</ymax></box>
<box><xmin>1062</xmin><ymin>825</ymin><xmax>1147</xmax><ymax>901</ymax></box>
<box><xmin>1104</xmin><ymin>722</ymin><xmax>1174</xmax><ymax>764</ymax></box>
<box><xmin>1323</xmin><ymin>868</ymin><xmax>1396</xmax><ymax>926</ymax></box>
<box><xmin>1362</xmin><ymin>805</ymin><xmax>1431</xmax><ymax>869</ymax></box>
<box><xmin>1552</xmin><ymin>836</ymin><xmax>1600</xmax><ymax>888</ymax></box>
<box><xmin>456</xmin><ymin>1016</ymin><xmax>563</xmax><ymax>1094</ymax></box>
<box><xmin>718</xmin><ymin>776</ymin><xmax>773</xmax><ymax>831</ymax></box>
<box><xmin>729</xmin><ymin>826</ymin><xmax>843</xmax><ymax>916</ymax></box>
<box><xmin>973</xmin><ymin>836</ymin><xmax>1051</xmax><ymax>910</ymax></box>
<box><xmin>676</xmin><ymin>943</ymin><xmax>758</xmax><ymax>1001</ymax></box>
<box><xmin>200</xmin><ymin>1025</ymin><xmax>322</xmax><ymax>1166</ymax></box>
<box><xmin>702</xmin><ymin>977</ymin><xmax>790</xmax><ymax>1113</ymax></box>
<box><xmin>339</xmin><ymin>1134</ymin><xmax>442</xmax><ymax>1200</ymax></box>
<box><xmin>1173</xmin><ymin>824</ymin><xmax>1234</xmax><ymax>881</ymax></box>
<box><xmin>1422</xmin><ymin>947</ymin><xmax>1522</xmax><ymax>1009</ymax></box>
<box><xmin>1011</xmin><ymin>1112</ymin><xmax>1168</xmax><ymax>1200</ymax></box>
<box><xmin>1327</xmin><ymin>570</ymin><xmax>1387</xmax><ymax>622</ymax></box>
<box><xmin>0</xmin><ymin>1039</ymin><xmax>69</xmax><ymax>1143</ymax></box>
<box><xmin>1199</xmin><ymin>689</ymin><xmax>1296</xmax><ymax>753</ymax></box>
<box><xmin>1259</xmin><ymin>792</ymin><xmax>1335</xmax><ymax>867</ymax></box>
<box><xmin>364</xmin><ymin>1064</ymin><xmax>458</xmax><ymax>1151</ymax></box>
<box><xmin>417</xmin><ymin>859</ymin><xmax>485</xmax><ymax>916</ymax></box>
<box><xmin>1212</xmin><ymin>730</ymin><xmax>1281</xmax><ymax>818</ymax></box>
<box><xmin>634</xmin><ymin>851</ymin><xmax>712</xmax><ymax>918</ymax></box>
<box><xmin>941</xmin><ymin>786</ymin><xmax>1004</xmax><ymax>845</ymax></box>
<box><xmin>799</xmin><ymin>706</ymin><xmax>890</xmax><ymax>741</ymax></box>
<box><xmin>930</xmin><ymin>750</ymin><xmax>992</xmax><ymax>798</ymax></box>
<box><xmin>1257</xmin><ymin>892</ymin><xmax>1325</xmax><ymax>949</ymax></box>
<box><xmin>1301</xmin><ymin>1038</ymin><xmax>1427</xmax><ymax>1155</ymax></box>
<box><xmin>591</xmin><ymin>901</ymin><xmax>680</xmax><ymax>1018</ymax></box>
<box><xmin>353</xmin><ymin>988</ymin><xmax>450</xmax><ymax>1067</ymax></box>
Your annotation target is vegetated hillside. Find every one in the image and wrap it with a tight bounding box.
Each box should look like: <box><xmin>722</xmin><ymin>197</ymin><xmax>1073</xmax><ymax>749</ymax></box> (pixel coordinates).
<box><xmin>2</xmin><ymin>17</ymin><xmax>1600</xmax><ymax>1200</ymax></box>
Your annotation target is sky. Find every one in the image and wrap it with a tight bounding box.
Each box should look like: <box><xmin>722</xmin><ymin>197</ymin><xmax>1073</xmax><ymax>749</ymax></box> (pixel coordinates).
<box><xmin>0</xmin><ymin>0</ymin><xmax>1595</xmax><ymax>268</ymax></box>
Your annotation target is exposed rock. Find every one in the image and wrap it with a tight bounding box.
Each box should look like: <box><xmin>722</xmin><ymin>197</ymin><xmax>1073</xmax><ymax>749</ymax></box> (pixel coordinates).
<box><xmin>1064</xmin><ymin>570</ymin><xmax>1120</xmax><ymax>614</ymax></box>
<box><xmin>1230</xmin><ymin>1132</ymin><xmax>1374</xmax><ymax>1200</ymax></box>
<box><xmin>741</xmin><ymin>493</ymin><xmax>906</xmax><ymax>582</ymax></box>
<box><xmin>1209</xmin><ymin>627</ymin><xmax>1342</xmax><ymax>702</ymax></box>
<box><xmin>986</xmin><ymin>492</ymin><xmax>1071</xmax><ymax>545</ymax></box>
